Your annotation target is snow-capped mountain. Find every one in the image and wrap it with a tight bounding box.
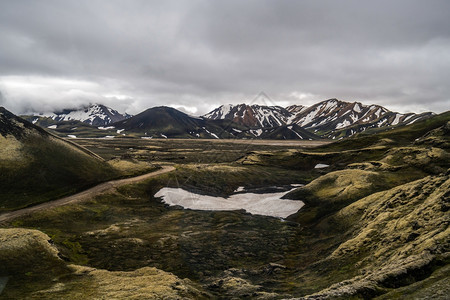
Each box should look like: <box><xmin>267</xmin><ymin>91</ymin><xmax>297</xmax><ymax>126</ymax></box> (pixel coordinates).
<box><xmin>291</xmin><ymin>99</ymin><xmax>389</xmax><ymax>130</ymax></box>
<box><xmin>289</xmin><ymin>99</ymin><xmax>434</xmax><ymax>138</ymax></box>
<box><xmin>321</xmin><ymin>110</ymin><xmax>435</xmax><ymax>139</ymax></box>
<box><xmin>39</xmin><ymin>104</ymin><xmax>131</xmax><ymax>126</ymax></box>
<box><xmin>203</xmin><ymin>104</ymin><xmax>291</xmax><ymax>128</ymax></box>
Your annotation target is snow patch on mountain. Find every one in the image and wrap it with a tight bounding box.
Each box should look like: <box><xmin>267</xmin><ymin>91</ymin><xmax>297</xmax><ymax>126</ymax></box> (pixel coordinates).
<box><xmin>38</xmin><ymin>104</ymin><xmax>131</xmax><ymax>126</ymax></box>
<box><xmin>392</xmin><ymin>113</ymin><xmax>403</xmax><ymax>126</ymax></box>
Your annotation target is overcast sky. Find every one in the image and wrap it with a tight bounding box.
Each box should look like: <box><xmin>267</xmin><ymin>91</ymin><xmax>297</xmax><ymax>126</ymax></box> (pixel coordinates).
<box><xmin>0</xmin><ymin>0</ymin><xmax>449</xmax><ymax>116</ymax></box>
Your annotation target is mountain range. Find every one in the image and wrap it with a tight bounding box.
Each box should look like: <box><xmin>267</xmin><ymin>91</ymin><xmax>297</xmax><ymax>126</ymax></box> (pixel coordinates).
<box><xmin>22</xmin><ymin>98</ymin><xmax>435</xmax><ymax>140</ymax></box>
<box><xmin>204</xmin><ymin>98</ymin><xmax>434</xmax><ymax>139</ymax></box>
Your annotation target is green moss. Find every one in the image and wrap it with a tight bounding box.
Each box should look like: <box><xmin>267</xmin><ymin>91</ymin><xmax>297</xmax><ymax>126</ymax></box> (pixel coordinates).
<box><xmin>62</xmin><ymin>239</ymin><xmax>89</xmax><ymax>265</ymax></box>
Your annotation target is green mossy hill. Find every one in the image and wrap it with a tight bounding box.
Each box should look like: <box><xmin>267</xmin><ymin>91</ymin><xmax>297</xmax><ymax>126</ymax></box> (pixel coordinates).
<box><xmin>0</xmin><ymin>107</ymin><xmax>119</xmax><ymax>211</ymax></box>
<box><xmin>0</xmin><ymin>228</ymin><xmax>69</xmax><ymax>277</ymax></box>
<box><xmin>239</xmin><ymin>146</ymin><xmax>390</xmax><ymax>171</ymax></box>
<box><xmin>285</xmin><ymin>169</ymin><xmax>387</xmax><ymax>225</ymax></box>
<box><xmin>285</xmin><ymin>146</ymin><xmax>449</xmax><ymax>226</ymax></box>
<box><xmin>0</xmin><ymin>228</ymin><xmax>207</xmax><ymax>299</ymax></box>
<box><xmin>294</xmin><ymin>172</ymin><xmax>449</xmax><ymax>299</ymax></box>
<box><xmin>414</xmin><ymin>119</ymin><xmax>450</xmax><ymax>149</ymax></box>
<box><xmin>113</xmin><ymin>106</ymin><xmax>244</xmax><ymax>138</ymax></box>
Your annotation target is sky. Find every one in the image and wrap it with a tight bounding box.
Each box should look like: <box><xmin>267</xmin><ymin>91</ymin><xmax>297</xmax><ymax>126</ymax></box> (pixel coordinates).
<box><xmin>0</xmin><ymin>0</ymin><xmax>449</xmax><ymax>116</ymax></box>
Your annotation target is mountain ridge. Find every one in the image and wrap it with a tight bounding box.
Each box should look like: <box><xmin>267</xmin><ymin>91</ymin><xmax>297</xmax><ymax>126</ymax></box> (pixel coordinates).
<box><xmin>204</xmin><ymin>98</ymin><xmax>435</xmax><ymax>138</ymax></box>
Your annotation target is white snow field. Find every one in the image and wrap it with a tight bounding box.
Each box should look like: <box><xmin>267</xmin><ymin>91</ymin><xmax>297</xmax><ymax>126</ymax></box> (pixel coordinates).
<box><xmin>314</xmin><ymin>163</ymin><xmax>330</xmax><ymax>169</ymax></box>
<box><xmin>155</xmin><ymin>187</ymin><xmax>304</xmax><ymax>218</ymax></box>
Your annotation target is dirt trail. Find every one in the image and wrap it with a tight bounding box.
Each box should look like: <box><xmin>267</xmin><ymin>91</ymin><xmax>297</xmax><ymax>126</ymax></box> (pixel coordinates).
<box><xmin>0</xmin><ymin>165</ymin><xmax>175</xmax><ymax>223</ymax></box>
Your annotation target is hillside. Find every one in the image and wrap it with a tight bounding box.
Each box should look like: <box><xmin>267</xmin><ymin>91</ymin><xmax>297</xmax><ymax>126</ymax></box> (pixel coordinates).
<box><xmin>112</xmin><ymin>106</ymin><xmax>249</xmax><ymax>139</ymax></box>
<box><xmin>0</xmin><ymin>107</ymin><xmax>119</xmax><ymax>211</ymax></box>
<box><xmin>258</xmin><ymin>124</ymin><xmax>320</xmax><ymax>140</ymax></box>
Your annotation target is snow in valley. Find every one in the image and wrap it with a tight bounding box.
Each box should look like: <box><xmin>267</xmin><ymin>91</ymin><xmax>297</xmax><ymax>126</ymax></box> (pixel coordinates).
<box><xmin>314</xmin><ymin>163</ymin><xmax>330</xmax><ymax>169</ymax></box>
<box><xmin>155</xmin><ymin>187</ymin><xmax>304</xmax><ymax>218</ymax></box>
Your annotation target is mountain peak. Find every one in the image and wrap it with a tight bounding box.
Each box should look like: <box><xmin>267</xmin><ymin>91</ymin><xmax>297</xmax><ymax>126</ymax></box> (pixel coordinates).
<box><xmin>203</xmin><ymin>101</ymin><xmax>291</xmax><ymax>128</ymax></box>
<box><xmin>41</xmin><ymin>104</ymin><xmax>131</xmax><ymax>126</ymax></box>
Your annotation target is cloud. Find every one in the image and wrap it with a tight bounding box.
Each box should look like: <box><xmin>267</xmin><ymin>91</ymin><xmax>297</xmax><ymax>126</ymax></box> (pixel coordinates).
<box><xmin>0</xmin><ymin>0</ymin><xmax>449</xmax><ymax>115</ymax></box>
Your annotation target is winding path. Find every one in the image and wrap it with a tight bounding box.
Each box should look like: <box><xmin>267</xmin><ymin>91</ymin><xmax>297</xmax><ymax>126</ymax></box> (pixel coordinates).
<box><xmin>0</xmin><ymin>165</ymin><xmax>175</xmax><ymax>223</ymax></box>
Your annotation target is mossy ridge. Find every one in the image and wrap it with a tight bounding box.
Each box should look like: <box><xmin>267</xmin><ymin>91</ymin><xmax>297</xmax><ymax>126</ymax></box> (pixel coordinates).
<box><xmin>287</xmin><ymin>173</ymin><xmax>450</xmax><ymax>299</ymax></box>
<box><xmin>274</xmin><ymin>113</ymin><xmax>449</xmax><ymax>298</ymax></box>
<box><xmin>238</xmin><ymin>146</ymin><xmax>388</xmax><ymax>171</ymax></box>
<box><xmin>0</xmin><ymin>109</ymin><xmax>121</xmax><ymax>211</ymax></box>
<box><xmin>0</xmin><ymin>228</ymin><xmax>208</xmax><ymax>299</ymax></box>
<box><xmin>374</xmin><ymin>263</ymin><xmax>450</xmax><ymax>299</ymax></box>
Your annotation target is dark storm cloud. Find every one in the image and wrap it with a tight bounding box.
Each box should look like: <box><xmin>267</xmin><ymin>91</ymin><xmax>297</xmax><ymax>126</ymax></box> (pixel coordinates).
<box><xmin>0</xmin><ymin>0</ymin><xmax>449</xmax><ymax>115</ymax></box>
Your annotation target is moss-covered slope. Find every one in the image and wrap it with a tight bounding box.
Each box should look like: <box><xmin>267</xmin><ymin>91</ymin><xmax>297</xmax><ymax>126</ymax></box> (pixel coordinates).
<box><xmin>0</xmin><ymin>228</ymin><xmax>207</xmax><ymax>299</ymax></box>
<box><xmin>291</xmin><ymin>172</ymin><xmax>449</xmax><ymax>299</ymax></box>
<box><xmin>0</xmin><ymin>107</ymin><xmax>119</xmax><ymax>211</ymax></box>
